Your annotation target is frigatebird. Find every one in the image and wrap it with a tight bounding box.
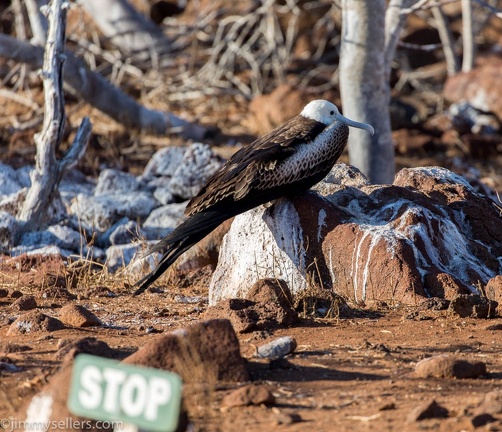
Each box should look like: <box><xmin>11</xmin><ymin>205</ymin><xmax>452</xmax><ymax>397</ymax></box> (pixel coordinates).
<box><xmin>133</xmin><ymin>100</ymin><xmax>374</xmax><ymax>295</ymax></box>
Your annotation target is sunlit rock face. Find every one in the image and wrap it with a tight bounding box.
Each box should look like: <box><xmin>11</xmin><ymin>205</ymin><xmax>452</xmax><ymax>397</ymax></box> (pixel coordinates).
<box><xmin>210</xmin><ymin>164</ymin><xmax>502</xmax><ymax>306</ymax></box>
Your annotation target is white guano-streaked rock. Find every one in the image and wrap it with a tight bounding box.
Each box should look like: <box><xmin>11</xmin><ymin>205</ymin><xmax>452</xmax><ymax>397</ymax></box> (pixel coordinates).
<box><xmin>143</xmin><ymin>146</ymin><xmax>186</xmax><ymax>177</ymax></box>
<box><xmin>19</xmin><ymin>225</ymin><xmax>84</xmax><ymax>251</ymax></box>
<box><xmin>0</xmin><ymin>163</ymin><xmax>22</xmax><ymax>195</ymax></box>
<box><xmin>209</xmin><ymin>200</ymin><xmax>308</xmax><ymax>305</ymax></box>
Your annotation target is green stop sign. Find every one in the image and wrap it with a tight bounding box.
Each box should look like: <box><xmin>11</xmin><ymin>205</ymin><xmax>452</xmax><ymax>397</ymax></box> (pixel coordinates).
<box><xmin>68</xmin><ymin>354</ymin><xmax>182</xmax><ymax>432</ymax></box>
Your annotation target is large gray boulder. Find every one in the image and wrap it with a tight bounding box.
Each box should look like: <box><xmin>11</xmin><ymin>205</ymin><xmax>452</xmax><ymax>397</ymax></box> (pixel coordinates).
<box><xmin>168</xmin><ymin>142</ymin><xmax>222</xmax><ymax>200</ymax></box>
<box><xmin>70</xmin><ymin>192</ymin><xmax>157</xmax><ymax>232</ymax></box>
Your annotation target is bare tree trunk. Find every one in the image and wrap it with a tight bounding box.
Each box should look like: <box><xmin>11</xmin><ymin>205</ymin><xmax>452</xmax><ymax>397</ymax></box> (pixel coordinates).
<box><xmin>340</xmin><ymin>0</ymin><xmax>394</xmax><ymax>184</ymax></box>
<box><xmin>0</xmin><ymin>33</ymin><xmax>206</xmax><ymax>139</ymax></box>
<box><xmin>80</xmin><ymin>0</ymin><xmax>171</xmax><ymax>65</ymax></box>
<box><xmin>18</xmin><ymin>0</ymin><xmax>92</xmax><ymax>233</ymax></box>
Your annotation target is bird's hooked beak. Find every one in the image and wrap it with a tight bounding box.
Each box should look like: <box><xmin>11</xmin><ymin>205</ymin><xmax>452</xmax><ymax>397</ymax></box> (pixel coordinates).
<box><xmin>335</xmin><ymin>113</ymin><xmax>375</xmax><ymax>135</ymax></box>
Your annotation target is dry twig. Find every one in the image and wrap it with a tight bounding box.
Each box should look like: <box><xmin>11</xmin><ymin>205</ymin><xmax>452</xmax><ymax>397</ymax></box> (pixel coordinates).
<box><xmin>385</xmin><ymin>0</ymin><xmax>417</xmax><ymax>83</ymax></box>
<box><xmin>473</xmin><ymin>0</ymin><xmax>502</xmax><ymax>19</ymax></box>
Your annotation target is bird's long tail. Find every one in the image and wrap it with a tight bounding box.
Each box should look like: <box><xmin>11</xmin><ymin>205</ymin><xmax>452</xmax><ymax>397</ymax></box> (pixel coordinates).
<box><xmin>132</xmin><ymin>210</ymin><xmax>230</xmax><ymax>295</ymax></box>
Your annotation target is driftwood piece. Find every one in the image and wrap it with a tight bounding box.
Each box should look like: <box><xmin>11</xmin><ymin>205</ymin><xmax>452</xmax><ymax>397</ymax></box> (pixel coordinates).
<box><xmin>17</xmin><ymin>0</ymin><xmax>92</xmax><ymax>233</ymax></box>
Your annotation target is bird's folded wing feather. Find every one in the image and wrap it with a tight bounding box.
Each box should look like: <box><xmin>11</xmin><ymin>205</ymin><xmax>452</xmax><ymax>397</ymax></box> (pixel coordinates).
<box><xmin>185</xmin><ymin>116</ymin><xmax>325</xmax><ymax>216</ymax></box>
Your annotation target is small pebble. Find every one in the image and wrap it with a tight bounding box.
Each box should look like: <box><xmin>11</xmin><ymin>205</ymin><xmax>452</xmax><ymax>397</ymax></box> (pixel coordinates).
<box><xmin>471</xmin><ymin>413</ymin><xmax>496</xmax><ymax>428</ymax></box>
<box><xmin>407</xmin><ymin>400</ymin><xmax>448</xmax><ymax>422</ymax></box>
<box><xmin>379</xmin><ymin>402</ymin><xmax>396</xmax><ymax>411</ymax></box>
<box><xmin>271</xmin><ymin>411</ymin><xmax>302</xmax><ymax>426</ymax></box>
<box><xmin>221</xmin><ymin>384</ymin><xmax>275</xmax><ymax>408</ymax></box>
<box><xmin>0</xmin><ymin>361</ymin><xmax>22</xmax><ymax>373</ymax></box>
<box><xmin>10</xmin><ymin>295</ymin><xmax>37</xmax><ymax>311</ymax></box>
<box><xmin>256</xmin><ymin>336</ymin><xmax>297</xmax><ymax>359</ymax></box>
<box><xmin>59</xmin><ymin>304</ymin><xmax>101</xmax><ymax>328</ymax></box>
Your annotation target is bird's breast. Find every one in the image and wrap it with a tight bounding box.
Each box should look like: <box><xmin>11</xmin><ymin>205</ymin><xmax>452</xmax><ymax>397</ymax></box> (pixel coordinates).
<box><xmin>258</xmin><ymin>122</ymin><xmax>349</xmax><ymax>187</ymax></box>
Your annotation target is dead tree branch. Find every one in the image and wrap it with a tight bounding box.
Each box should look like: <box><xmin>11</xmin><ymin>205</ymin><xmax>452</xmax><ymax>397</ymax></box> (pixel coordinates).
<box><xmin>0</xmin><ymin>33</ymin><xmax>206</xmax><ymax>139</ymax></box>
<box><xmin>80</xmin><ymin>0</ymin><xmax>172</xmax><ymax>67</ymax></box>
<box><xmin>461</xmin><ymin>0</ymin><xmax>475</xmax><ymax>72</ymax></box>
<box><xmin>25</xmin><ymin>0</ymin><xmax>49</xmax><ymax>45</ymax></box>
<box><xmin>196</xmin><ymin>0</ymin><xmax>300</xmax><ymax>97</ymax></box>
<box><xmin>431</xmin><ymin>3</ymin><xmax>460</xmax><ymax>76</ymax></box>
<box><xmin>384</xmin><ymin>0</ymin><xmax>416</xmax><ymax>82</ymax></box>
<box><xmin>18</xmin><ymin>0</ymin><xmax>92</xmax><ymax>233</ymax></box>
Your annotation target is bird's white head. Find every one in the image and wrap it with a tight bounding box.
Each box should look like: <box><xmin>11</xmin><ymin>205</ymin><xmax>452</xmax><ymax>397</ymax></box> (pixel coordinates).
<box><xmin>301</xmin><ymin>99</ymin><xmax>375</xmax><ymax>135</ymax></box>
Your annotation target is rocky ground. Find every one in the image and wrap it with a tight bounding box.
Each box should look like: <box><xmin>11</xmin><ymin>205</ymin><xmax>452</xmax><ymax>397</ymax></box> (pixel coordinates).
<box><xmin>0</xmin><ymin>262</ymin><xmax>502</xmax><ymax>432</ymax></box>
<box><xmin>1</xmin><ymin>1</ymin><xmax>502</xmax><ymax>431</ymax></box>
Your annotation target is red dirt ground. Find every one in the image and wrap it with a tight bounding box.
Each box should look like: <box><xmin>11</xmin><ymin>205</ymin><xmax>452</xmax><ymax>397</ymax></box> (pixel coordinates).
<box><xmin>0</xmin><ymin>256</ymin><xmax>501</xmax><ymax>432</ymax></box>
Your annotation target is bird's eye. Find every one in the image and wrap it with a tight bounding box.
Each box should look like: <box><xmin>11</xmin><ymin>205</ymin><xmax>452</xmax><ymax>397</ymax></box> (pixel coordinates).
<box><xmin>330</xmin><ymin>110</ymin><xmax>334</xmax><ymax>115</ymax></box>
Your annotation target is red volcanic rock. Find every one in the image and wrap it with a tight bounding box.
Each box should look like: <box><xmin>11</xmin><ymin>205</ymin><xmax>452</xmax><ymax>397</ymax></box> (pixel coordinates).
<box><xmin>14</xmin><ymin>320</ymin><xmax>246</xmax><ymax>432</ymax></box>
<box><xmin>204</xmin><ymin>279</ymin><xmax>297</xmax><ymax>333</ymax></box>
<box><xmin>59</xmin><ymin>304</ymin><xmax>101</xmax><ymax>328</ymax></box>
<box><xmin>10</xmin><ymin>295</ymin><xmax>37</xmax><ymax>311</ymax></box>
<box><xmin>444</xmin><ymin>55</ymin><xmax>502</xmax><ymax>121</ymax></box>
<box><xmin>210</xmin><ymin>164</ymin><xmax>502</xmax><ymax>306</ymax></box>
<box><xmin>7</xmin><ymin>311</ymin><xmax>64</xmax><ymax>335</ymax></box>
<box><xmin>14</xmin><ymin>338</ymin><xmax>123</xmax><ymax>432</ymax></box>
<box><xmin>13</xmin><ymin>364</ymin><xmax>113</xmax><ymax>432</ymax></box>
<box><xmin>248</xmin><ymin>84</ymin><xmax>310</xmax><ymax>135</ymax></box>
<box><xmin>448</xmin><ymin>294</ymin><xmax>497</xmax><ymax>319</ymax></box>
<box><xmin>221</xmin><ymin>384</ymin><xmax>275</xmax><ymax>408</ymax></box>
<box><xmin>124</xmin><ymin>319</ymin><xmax>248</xmax><ymax>383</ymax></box>
<box><xmin>415</xmin><ymin>354</ymin><xmax>487</xmax><ymax>379</ymax></box>
<box><xmin>407</xmin><ymin>399</ymin><xmax>449</xmax><ymax>422</ymax></box>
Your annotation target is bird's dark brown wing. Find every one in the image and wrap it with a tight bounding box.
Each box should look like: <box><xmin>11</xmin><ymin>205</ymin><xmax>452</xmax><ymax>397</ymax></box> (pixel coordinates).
<box><xmin>185</xmin><ymin>116</ymin><xmax>325</xmax><ymax>216</ymax></box>
<box><xmin>132</xmin><ymin>115</ymin><xmax>327</xmax><ymax>295</ymax></box>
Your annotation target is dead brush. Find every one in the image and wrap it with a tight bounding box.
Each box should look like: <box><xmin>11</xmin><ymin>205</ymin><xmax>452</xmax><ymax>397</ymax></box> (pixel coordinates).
<box><xmin>65</xmin><ymin>257</ymin><xmax>125</xmax><ymax>294</ymax></box>
<box><xmin>294</xmin><ymin>261</ymin><xmax>350</xmax><ymax>320</ymax></box>
<box><xmin>294</xmin><ymin>280</ymin><xmax>349</xmax><ymax>320</ymax></box>
<box><xmin>65</xmin><ymin>225</ymin><xmax>189</xmax><ymax>297</ymax></box>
